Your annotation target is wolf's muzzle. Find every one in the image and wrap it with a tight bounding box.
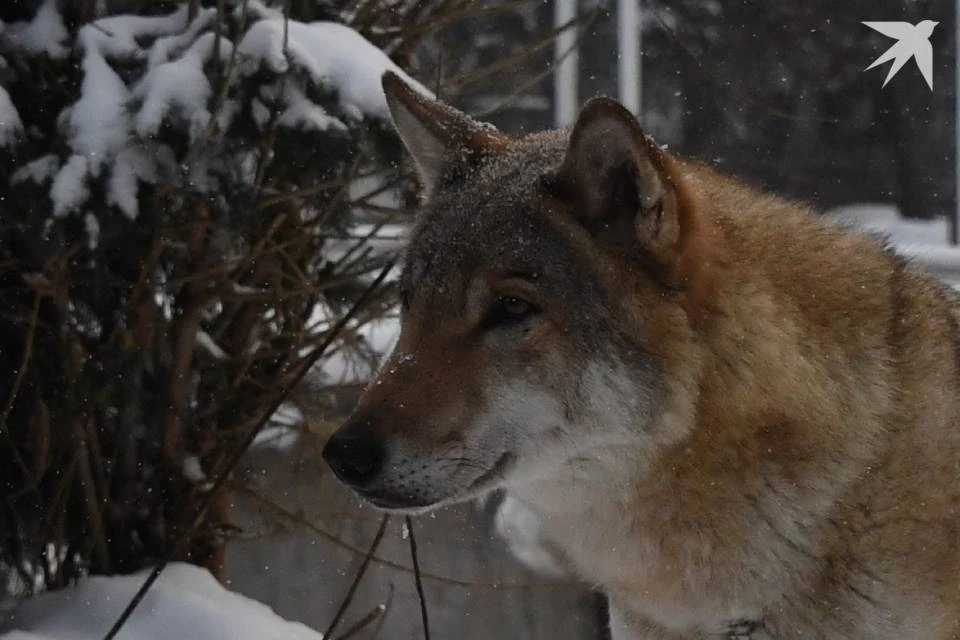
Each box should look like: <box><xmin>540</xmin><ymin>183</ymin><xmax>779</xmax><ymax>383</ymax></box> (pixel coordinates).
<box><xmin>322</xmin><ymin>425</ymin><xmax>385</xmax><ymax>488</ymax></box>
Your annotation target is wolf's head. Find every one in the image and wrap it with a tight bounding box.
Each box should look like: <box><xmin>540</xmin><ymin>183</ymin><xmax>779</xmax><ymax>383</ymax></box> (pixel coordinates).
<box><xmin>322</xmin><ymin>72</ymin><xmax>714</xmax><ymax>512</ymax></box>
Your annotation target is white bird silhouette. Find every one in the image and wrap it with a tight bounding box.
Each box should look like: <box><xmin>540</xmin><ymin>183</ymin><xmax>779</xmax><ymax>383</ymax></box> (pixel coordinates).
<box><xmin>863</xmin><ymin>20</ymin><xmax>938</xmax><ymax>90</ymax></box>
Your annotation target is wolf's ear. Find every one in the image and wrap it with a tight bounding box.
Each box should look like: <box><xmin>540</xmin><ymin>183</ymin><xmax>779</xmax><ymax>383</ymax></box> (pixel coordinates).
<box><xmin>553</xmin><ymin>97</ymin><xmax>682</xmax><ymax>264</ymax></box>
<box><xmin>382</xmin><ymin>71</ymin><xmax>507</xmax><ymax>199</ymax></box>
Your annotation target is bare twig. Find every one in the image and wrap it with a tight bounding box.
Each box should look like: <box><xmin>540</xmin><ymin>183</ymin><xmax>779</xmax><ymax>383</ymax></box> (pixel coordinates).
<box><xmin>323</xmin><ymin>514</ymin><xmax>390</xmax><ymax>639</ymax></box>
<box><xmin>644</xmin><ymin>0</ymin><xmax>841</xmax><ymax>125</ymax></box>
<box><xmin>181</xmin><ymin>0</ymin><xmax>248</xmax><ymax>166</ymax></box>
<box><xmin>75</xmin><ymin>437</ymin><xmax>112</xmax><ymax>574</ymax></box>
<box><xmin>0</xmin><ymin>290</ymin><xmax>45</xmax><ymax>495</ymax></box>
<box><xmin>468</xmin><ymin>8</ymin><xmax>601</xmax><ymax>119</ymax></box>
<box><xmin>443</xmin><ymin>11</ymin><xmax>584</xmax><ymax>92</ymax></box>
<box><xmin>237</xmin><ymin>484</ymin><xmax>577</xmax><ymax>590</ymax></box>
<box><xmin>0</xmin><ymin>291</ymin><xmax>40</xmax><ymax>435</ymax></box>
<box><xmin>406</xmin><ymin>516</ymin><xmax>431</xmax><ymax>640</ymax></box>
<box><xmin>369</xmin><ymin>583</ymin><xmax>394</xmax><ymax>640</ymax></box>
<box><xmin>333</xmin><ymin>604</ymin><xmax>386</xmax><ymax>640</ymax></box>
<box><xmin>101</xmin><ymin>262</ymin><xmax>396</xmax><ymax>640</ymax></box>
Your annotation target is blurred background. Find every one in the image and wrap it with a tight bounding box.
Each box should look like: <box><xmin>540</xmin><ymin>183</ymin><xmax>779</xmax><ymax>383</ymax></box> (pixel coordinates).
<box><xmin>0</xmin><ymin>0</ymin><xmax>955</xmax><ymax>638</ymax></box>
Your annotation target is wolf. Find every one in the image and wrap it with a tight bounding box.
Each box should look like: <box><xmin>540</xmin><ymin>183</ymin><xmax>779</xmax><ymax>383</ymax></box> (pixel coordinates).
<box><xmin>322</xmin><ymin>71</ymin><xmax>960</xmax><ymax>639</ymax></box>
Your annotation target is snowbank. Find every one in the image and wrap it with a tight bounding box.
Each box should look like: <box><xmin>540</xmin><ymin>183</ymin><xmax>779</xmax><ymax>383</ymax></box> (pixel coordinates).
<box><xmin>825</xmin><ymin>203</ymin><xmax>960</xmax><ymax>287</ymax></box>
<box><xmin>318</xmin><ymin>314</ymin><xmax>400</xmax><ymax>384</ymax></box>
<box><xmin>0</xmin><ymin>563</ymin><xmax>323</xmax><ymax>640</ymax></box>
<box><xmin>825</xmin><ymin>203</ymin><xmax>951</xmax><ymax>247</ymax></box>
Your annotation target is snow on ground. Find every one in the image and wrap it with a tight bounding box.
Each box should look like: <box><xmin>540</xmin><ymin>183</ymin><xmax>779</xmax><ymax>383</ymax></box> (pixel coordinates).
<box><xmin>305</xmin><ymin>214</ymin><xmax>406</xmax><ymax>384</ymax></box>
<box><xmin>257</xmin><ymin>402</ymin><xmax>303</xmax><ymax>451</ymax></box>
<box><xmin>824</xmin><ymin>203</ymin><xmax>960</xmax><ymax>288</ymax></box>
<box><xmin>0</xmin><ymin>563</ymin><xmax>323</xmax><ymax>640</ymax></box>
<box><xmin>321</xmin><ymin>221</ymin><xmax>407</xmax><ymax>265</ymax></box>
<box><xmin>318</xmin><ymin>314</ymin><xmax>400</xmax><ymax>384</ymax></box>
<box><xmin>825</xmin><ymin>203</ymin><xmax>951</xmax><ymax>247</ymax></box>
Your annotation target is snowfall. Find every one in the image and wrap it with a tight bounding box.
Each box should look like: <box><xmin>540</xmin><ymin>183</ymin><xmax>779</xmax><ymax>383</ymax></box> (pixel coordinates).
<box><xmin>0</xmin><ymin>3</ymin><xmax>410</xmax><ymax>638</ymax></box>
<box><xmin>0</xmin><ymin>207</ymin><xmax>955</xmax><ymax>640</ymax></box>
<box><xmin>4</xmin><ymin>0</ymin><xmax>960</xmax><ymax>637</ymax></box>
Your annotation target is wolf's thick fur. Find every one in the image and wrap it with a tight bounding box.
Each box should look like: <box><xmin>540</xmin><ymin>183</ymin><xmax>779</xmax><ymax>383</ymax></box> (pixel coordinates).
<box><xmin>322</xmin><ymin>73</ymin><xmax>960</xmax><ymax>639</ymax></box>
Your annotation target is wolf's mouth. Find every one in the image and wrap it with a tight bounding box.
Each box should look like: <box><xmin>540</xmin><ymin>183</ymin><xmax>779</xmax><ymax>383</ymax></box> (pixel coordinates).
<box><xmin>357</xmin><ymin>489</ymin><xmax>436</xmax><ymax>511</ymax></box>
<box><xmin>465</xmin><ymin>452</ymin><xmax>513</xmax><ymax>492</ymax></box>
<box><xmin>356</xmin><ymin>453</ymin><xmax>514</xmax><ymax>513</ymax></box>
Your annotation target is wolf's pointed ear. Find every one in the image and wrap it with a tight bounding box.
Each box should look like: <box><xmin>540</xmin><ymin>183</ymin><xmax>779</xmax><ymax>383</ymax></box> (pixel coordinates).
<box><xmin>553</xmin><ymin>97</ymin><xmax>682</xmax><ymax>264</ymax></box>
<box><xmin>382</xmin><ymin>71</ymin><xmax>507</xmax><ymax>199</ymax></box>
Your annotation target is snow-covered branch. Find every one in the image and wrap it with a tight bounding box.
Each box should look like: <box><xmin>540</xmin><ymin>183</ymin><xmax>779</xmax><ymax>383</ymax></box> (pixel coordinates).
<box><xmin>3</xmin><ymin>1</ymin><xmax>429</xmax><ymax>222</ymax></box>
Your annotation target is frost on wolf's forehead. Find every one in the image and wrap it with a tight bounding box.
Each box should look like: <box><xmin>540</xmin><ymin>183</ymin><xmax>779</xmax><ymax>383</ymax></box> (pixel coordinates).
<box><xmin>404</xmin><ymin>160</ymin><xmax>559</xmax><ymax>275</ymax></box>
<box><xmin>404</xmin><ymin>204</ymin><xmax>572</xmax><ymax>296</ymax></box>
<box><xmin>397</xmin><ymin>129</ymin><xmax>640</xmax><ymax>341</ymax></box>
<box><xmin>402</xmin><ymin>198</ymin><xmax>616</xmax><ymax>343</ymax></box>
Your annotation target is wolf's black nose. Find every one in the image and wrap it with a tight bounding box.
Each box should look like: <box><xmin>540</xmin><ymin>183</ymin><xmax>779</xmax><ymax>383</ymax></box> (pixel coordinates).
<box><xmin>322</xmin><ymin>427</ymin><xmax>385</xmax><ymax>488</ymax></box>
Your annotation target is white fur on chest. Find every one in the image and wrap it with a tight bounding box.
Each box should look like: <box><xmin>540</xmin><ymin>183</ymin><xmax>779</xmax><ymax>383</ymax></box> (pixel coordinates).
<box><xmin>487</xmin><ymin>360</ymin><xmax>761</xmax><ymax>634</ymax></box>
<box><xmin>498</xmin><ymin>477</ymin><xmax>759</xmax><ymax>637</ymax></box>
<box><xmin>502</xmin><ymin>475</ymin><xmax>649</xmax><ymax>595</ymax></box>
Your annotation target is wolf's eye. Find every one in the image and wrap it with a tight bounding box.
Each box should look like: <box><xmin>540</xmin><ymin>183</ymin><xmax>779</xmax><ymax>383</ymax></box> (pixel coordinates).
<box><xmin>482</xmin><ymin>295</ymin><xmax>539</xmax><ymax>329</ymax></box>
<box><xmin>501</xmin><ymin>296</ymin><xmax>531</xmax><ymax>316</ymax></box>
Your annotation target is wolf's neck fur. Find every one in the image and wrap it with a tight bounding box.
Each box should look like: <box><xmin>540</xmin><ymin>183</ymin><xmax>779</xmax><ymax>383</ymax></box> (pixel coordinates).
<box><xmin>500</xmin><ymin>198</ymin><xmax>903</xmax><ymax>634</ymax></box>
